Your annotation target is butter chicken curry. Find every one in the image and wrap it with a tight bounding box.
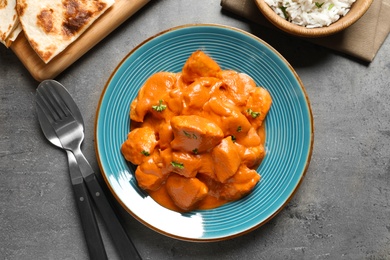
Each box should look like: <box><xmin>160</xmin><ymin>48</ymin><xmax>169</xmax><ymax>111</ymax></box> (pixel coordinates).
<box><xmin>121</xmin><ymin>50</ymin><xmax>272</xmax><ymax>212</ymax></box>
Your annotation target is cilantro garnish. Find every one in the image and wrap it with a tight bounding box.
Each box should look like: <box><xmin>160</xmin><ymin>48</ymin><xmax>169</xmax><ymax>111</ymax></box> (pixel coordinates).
<box><xmin>183</xmin><ymin>131</ymin><xmax>197</xmax><ymax>139</ymax></box>
<box><xmin>141</xmin><ymin>150</ymin><xmax>150</xmax><ymax>156</ymax></box>
<box><xmin>152</xmin><ymin>100</ymin><xmax>167</xmax><ymax>112</ymax></box>
<box><xmin>171</xmin><ymin>161</ymin><xmax>184</xmax><ymax>169</ymax></box>
<box><xmin>279</xmin><ymin>5</ymin><xmax>289</xmax><ymax>19</ymax></box>
<box><xmin>247</xmin><ymin>108</ymin><xmax>261</xmax><ymax>119</ymax></box>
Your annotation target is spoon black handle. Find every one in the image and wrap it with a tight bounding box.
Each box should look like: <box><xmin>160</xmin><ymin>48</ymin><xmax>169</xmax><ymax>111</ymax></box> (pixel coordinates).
<box><xmin>73</xmin><ymin>180</ymin><xmax>108</xmax><ymax>260</ymax></box>
<box><xmin>85</xmin><ymin>174</ymin><xmax>142</xmax><ymax>260</ymax></box>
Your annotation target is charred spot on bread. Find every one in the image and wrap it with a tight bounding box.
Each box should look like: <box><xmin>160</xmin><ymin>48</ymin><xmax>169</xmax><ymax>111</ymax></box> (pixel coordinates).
<box><xmin>61</xmin><ymin>0</ymin><xmax>107</xmax><ymax>37</ymax></box>
<box><xmin>37</xmin><ymin>8</ymin><xmax>54</xmax><ymax>33</ymax></box>
<box><xmin>0</xmin><ymin>0</ymin><xmax>8</xmax><ymax>9</ymax></box>
<box><xmin>16</xmin><ymin>0</ymin><xmax>27</xmax><ymax>17</ymax></box>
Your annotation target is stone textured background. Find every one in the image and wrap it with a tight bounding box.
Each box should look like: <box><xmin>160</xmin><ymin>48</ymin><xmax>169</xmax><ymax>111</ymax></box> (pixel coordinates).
<box><xmin>1</xmin><ymin>0</ymin><xmax>390</xmax><ymax>259</ymax></box>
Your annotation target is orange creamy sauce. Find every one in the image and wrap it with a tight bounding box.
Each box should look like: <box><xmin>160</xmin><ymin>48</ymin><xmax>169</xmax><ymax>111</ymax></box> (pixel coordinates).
<box><xmin>121</xmin><ymin>51</ymin><xmax>272</xmax><ymax>212</ymax></box>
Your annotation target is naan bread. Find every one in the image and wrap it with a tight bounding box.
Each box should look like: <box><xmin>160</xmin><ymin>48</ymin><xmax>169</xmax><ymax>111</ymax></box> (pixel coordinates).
<box><xmin>0</xmin><ymin>0</ymin><xmax>19</xmax><ymax>47</ymax></box>
<box><xmin>4</xmin><ymin>22</ymin><xmax>22</xmax><ymax>47</ymax></box>
<box><xmin>17</xmin><ymin>0</ymin><xmax>115</xmax><ymax>63</ymax></box>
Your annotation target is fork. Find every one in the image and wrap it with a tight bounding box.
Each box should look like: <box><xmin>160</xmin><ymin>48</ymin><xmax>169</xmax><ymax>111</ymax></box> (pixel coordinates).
<box><xmin>36</xmin><ymin>81</ymin><xmax>141</xmax><ymax>260</ymax></box>
<box><xmin>36</xmin><ymin>86</ymin><xmax>107</xmax><ymax>260</ymax></box>
<box><xmin>36</xmin><ymin>89</ymin><xmax>107</xmax><ymax>259</ymax></box>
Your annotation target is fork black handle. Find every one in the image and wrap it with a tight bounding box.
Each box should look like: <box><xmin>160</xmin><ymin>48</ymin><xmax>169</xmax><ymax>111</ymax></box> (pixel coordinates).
<box><xmin>73</xmin><ymin>181</ymin><xmax>108</xmax><ymax>260</ymax></box>
<box><xmin>84</xmin><ymin>174</ymin><xmax>142</xmax><ymax>260</ymax></box>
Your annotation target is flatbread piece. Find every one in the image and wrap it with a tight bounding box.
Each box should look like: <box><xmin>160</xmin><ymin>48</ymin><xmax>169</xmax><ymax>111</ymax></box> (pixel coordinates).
<box><xmin>17</xmin><ymin>0</ymin><xmax>115</xmax><ymax>63</ymax></box>
<box><xmin>0</xmin><ymin>0</ymin><xmax>20</xmax><ymax>47</ymax></box>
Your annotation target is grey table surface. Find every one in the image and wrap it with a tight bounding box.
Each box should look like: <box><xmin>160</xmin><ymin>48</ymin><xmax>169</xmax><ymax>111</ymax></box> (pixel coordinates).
<box><xmin>1</xmin><ymin>0</ymin><xmax>390</xmax><ymax>259</ymax></box>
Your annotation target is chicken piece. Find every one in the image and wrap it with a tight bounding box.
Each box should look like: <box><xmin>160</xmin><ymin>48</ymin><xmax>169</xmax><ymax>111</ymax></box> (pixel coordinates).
<box><xmin>219</xmin><ymin>165</ymin><xmax>260</xmax><ymax>201</ymax></box>
<box><xmin>170</xmin><ymin>115</ymin><xmax>224</xmax><ymax>153</ymax></box>
<box><xmin>245</xmin><ymin>87</ymin><xmax>272</xmax><ymax>129</ymax></box>
<box><xmin>158</xmin><ymin>122</ymin><xmax>174</xmax><ymax>150</ymax></box>
<box><xmin>166</xmin><ymin>90</ymin><xmax>183</xmax><ymax>115</ymax></box>
<box><xmin>130</xmin><ymin>72</ymin><xmax>177</xmax><ymax>122</ymax></box>
<box><xmin>135</xmin><ymin>152</ymin><xmax>166</xmax><ymax>191</ymax></box>
<box><xmin>222</xmin><ymin>110</ymin><xmax>253</xmax><ymax>140</ymax></box>
<box><xmin>159</xmin><ymin>148</ymin><xmax>202</xmax><ymax>178</ymax></box>
<box><xmin>181</xmin><ymin>50</ymin><xmax>221</xmax><ymax>83</ymax></box>
<box><xmin>238</xmin><ymin>72</ymin><xmax>259</xmax><ymax>94</ymax></box>
<box><xmin>171</xmin><ymin>151</ymin><xmax>202</xmax><ymax>178</ymax></box>
<box><xmin>203</xmin><ymin>96</ymin><xmax>252</xmax><ymax>138</ymax></box>
<box><xmin>235</xmin><ymin>127</ymin><xmax>261</xmax><ymax>147</ymax></box>
<box><xmin>121</xmin><ymin>127</ymin><xmax>157</xmax><ymax>165</ymax></box>
<box><xmin>181</xmin><ymin>78</ymin><xmax>217</xmax><ymax>113</ymax></box>
<box><xmin>197</xmin><ymin>153</ymin><xmax>215</xmax><ymax>180</ymax></box>
<box><xmin>211</xmin><ymin>137</ymin><xmax>241</xmax><ymax>183</ymax></box>
<box><xmin>217</xmin><ymin>70</ymin><xmax>248</xmax><ymax>106</ymax></box>
<box><xmin>165</xmin><ymin>174</ymin><xmax>208</xmax><ymax>211</ymax></box>
<box><xmin>234</xmin><ymin>143</ymin><xmax>265</xmax><ymax>169</ymax></box>
<box><xmin>159</xmin><ymin>148</ymin><xmax>175</xmax><ymax>176</ymax></box>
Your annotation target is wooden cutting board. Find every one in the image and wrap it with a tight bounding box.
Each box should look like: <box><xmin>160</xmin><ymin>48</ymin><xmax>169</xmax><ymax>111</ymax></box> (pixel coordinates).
<box><xmin>10</xmin><ymin>0</ymin><xmax>150</xmax><ymax>82</ymax></box>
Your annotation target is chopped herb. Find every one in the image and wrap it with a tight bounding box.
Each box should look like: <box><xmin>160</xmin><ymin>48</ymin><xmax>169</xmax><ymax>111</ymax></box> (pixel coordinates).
<box><xmin>171</xmin><ymin>161</ymin><xmax>184</xmax><ymax>169</ymax></box>
<box><xmin>192</xmin><ymin>148</ymin><xmax>199</xmax><ymax>154</ymax></box>
<box><xmin>141</xmin><ymin>150</ymin><xmax>150</xmax><ymax>156</ymax></box>
<box><xmin>231</xmin><ymin>135</ymin><xmax>236</xmax><ymax>142</ymax></box>
<box><xmin>247</xmin><ymin>108</ymin><xmax>261</xmax><ymax>119</ymax></box>
<box><xmin>183</xmin><ymin>130</ymin><xmax>192</xmax><ymax>138</ymax></box>
<box><xmin>152</xmin><ymin>99</ymin><xmax>167</xmax><ymax>112</ymax></box>
<box><xmin>315</xmin><ymin>2</ymin><xmax>324</xmax><ymax>8</ymax></box>
<box><xmin>279</xmin><ymin>5</ymin><xmax>289</xmax><ymax>19</ymax></box>
<box><xmin>237</xmin><ymin>126</ymin><xmax>242</xmax><ymax>132</ymax></box>
<box><xmin>328</xmin><ymin>3</ymin><xmax>334</xmax><ymax>10</ymax></box>
<box><xmin>183</xmin><ymin>130</ymin><xmax>197</xmax><ymax>139</ymax></box>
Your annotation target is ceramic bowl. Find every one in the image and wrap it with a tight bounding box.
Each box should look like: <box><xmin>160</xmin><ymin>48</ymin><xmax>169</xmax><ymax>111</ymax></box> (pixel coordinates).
<box><xmin>255</xmin><ymin>0</ymin><xmax>373</xmax><ymax>37</ymax></box>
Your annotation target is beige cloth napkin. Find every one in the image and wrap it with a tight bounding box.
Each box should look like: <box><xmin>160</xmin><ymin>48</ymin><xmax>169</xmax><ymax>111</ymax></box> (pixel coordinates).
<box><xmin>221</xmin><ymin>0</ymin><xmax>390</xmax><ymax>62</ymax></box>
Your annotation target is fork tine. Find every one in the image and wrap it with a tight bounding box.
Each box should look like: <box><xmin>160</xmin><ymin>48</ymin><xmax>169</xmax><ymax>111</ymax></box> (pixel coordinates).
<box><xmin>39</xmin><ymin>84</ymin><xmax>70</xmax><ymax>120</ymax></box>
<box><xmin>37</xmin><ymin>86</ymin><xmax>62</xmax><ymax>121</ymax></box>
<box><xmin>46</xmin><ymin>84</ymin><xmax>73</xmax><ymax>118</ymax></box>
<box><xmin>36</xmin><ymin>88</ymin><xmax>58</xmax><ymax>124</ymax></box>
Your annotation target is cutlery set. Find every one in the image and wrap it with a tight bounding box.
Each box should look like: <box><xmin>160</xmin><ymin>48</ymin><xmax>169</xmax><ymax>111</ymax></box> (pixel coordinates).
<box><xmin>35</xmin><ymin>80</ymin><xmax>141</xmax><ymax>260</ymax></box>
